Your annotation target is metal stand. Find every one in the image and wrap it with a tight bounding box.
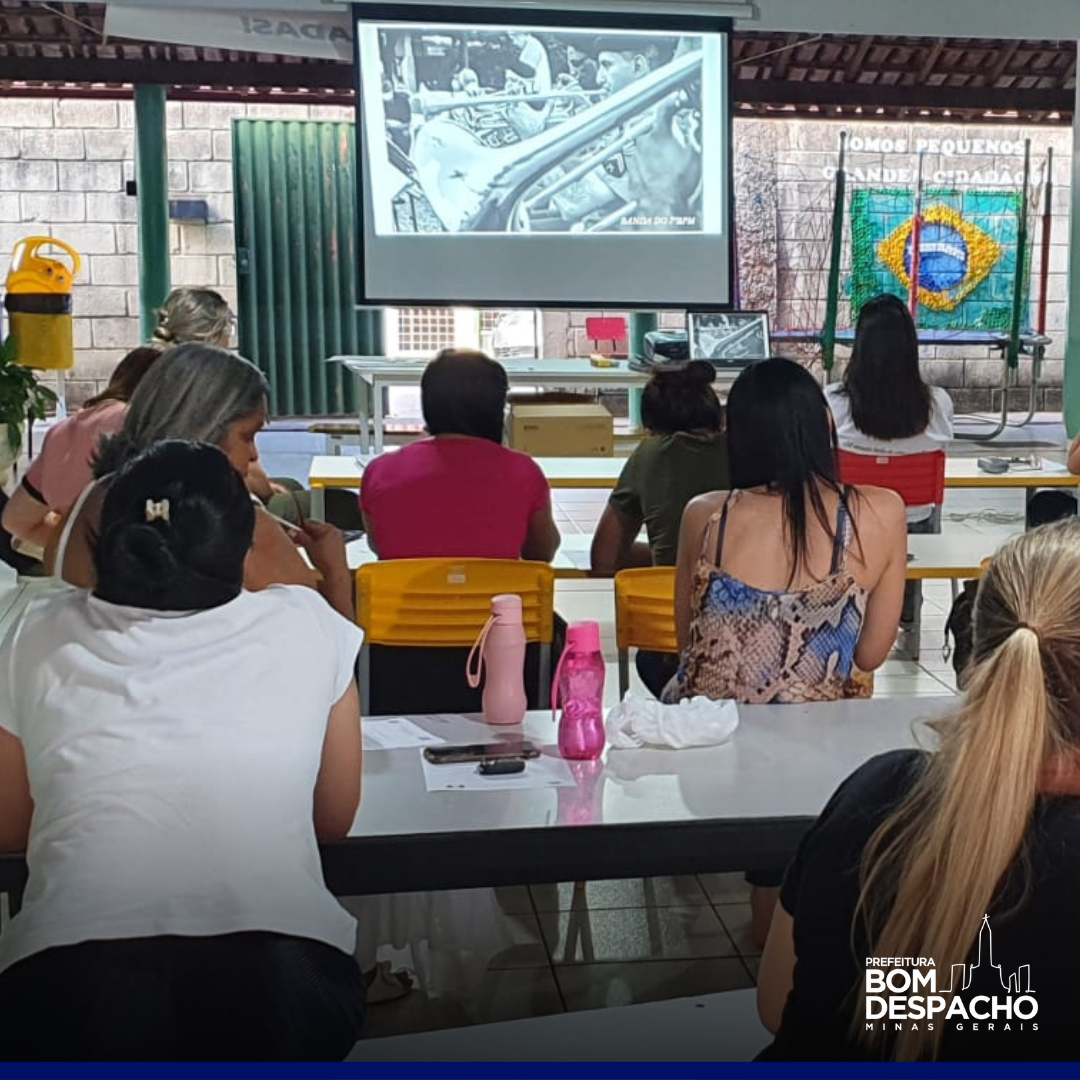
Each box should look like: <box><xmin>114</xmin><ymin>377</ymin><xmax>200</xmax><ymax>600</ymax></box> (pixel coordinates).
<box><xmin>954</xmin><ymin>335</ymin><xmax>1049</xmax><ymax>442</ymax></box>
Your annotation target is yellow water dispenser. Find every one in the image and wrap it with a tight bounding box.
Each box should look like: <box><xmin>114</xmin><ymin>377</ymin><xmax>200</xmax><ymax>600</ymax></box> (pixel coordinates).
<box><xmin>4</xmin><ymin>236</ymin><xmax>82</xmax><ymax>370</ymax></box>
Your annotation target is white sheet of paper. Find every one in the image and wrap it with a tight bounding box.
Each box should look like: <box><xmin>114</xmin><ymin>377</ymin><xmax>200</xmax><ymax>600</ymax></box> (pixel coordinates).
<box><xmin>363</xmin><ymin>717</ymin><xmax>447</xmax><ymax>752</ymax></box>
<box><xmin>1033</xmin><ymin>459</ymin><xmax>1070</xmax><ymax>474</ymax></box>
<box><xmin>420</xmin><ymin>751</ymin><xmax>577</xmax><ymax>792</ymax></box>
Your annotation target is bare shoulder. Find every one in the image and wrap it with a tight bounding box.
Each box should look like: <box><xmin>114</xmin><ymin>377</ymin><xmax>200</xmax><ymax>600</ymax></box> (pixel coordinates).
<box><xmin>850</xmin><ymin>484</ymin><xmax>906</xmax><ymax>529</ymax></box>
<box><xmin>683</xmin><ymin>490</ymin><xmax>727</xmax><ymax>528</ymax></box>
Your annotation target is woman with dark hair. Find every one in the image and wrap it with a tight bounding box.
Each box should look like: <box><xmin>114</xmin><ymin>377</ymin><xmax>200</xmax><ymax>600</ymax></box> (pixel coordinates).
<box><xmin>590</xmin><ymin>360</ymin><xmax>729</xmax><ymax>697</ymax></box>
<box><xmin>0</xmin><ymin>442</ymin><xmax>364</xmax><ymax>1059</ymax></box>
<box><xmin>360</xmin><ymin>348</ymin><xmax>560</xmax><ymax>560</ymax></box>
<box><xmin>825</xmin><ymin>293</ymin><xmax>954</xmax><ymax>631</ymax></box>
<box><xmin>825</xmin><ymin>293</ymin><xmax>954</xmax><ymax>521</ymax></box>
<box><xmin>52</xmin><ymin>344</ymin><xmax>354</xmax><ymax>619</ymax></box>
<box><xmin>663</xmin><ymin>358</ymin><xmax>907</xmax><ymax>946</ymax></box>
<box><xmin>2</xmin><ymin>347</ymin><xmax>161</xmax><ymax>553</ymax></box>
<box><xmin>664</xmin><ymin>358</ymin><xmax>906</xmax><ymax>706</ymax></box>
<box><xmin>591</xmin><ymin>360</ymin><xmax>729</xmax><ymax>574</ymax></box>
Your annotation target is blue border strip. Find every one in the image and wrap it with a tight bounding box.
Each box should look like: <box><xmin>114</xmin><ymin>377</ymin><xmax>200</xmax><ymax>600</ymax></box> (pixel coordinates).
<box><xmin>1</xmin><ymin>1063</ymin><xmax>1073</xmax><ymax>1078</ymax></box>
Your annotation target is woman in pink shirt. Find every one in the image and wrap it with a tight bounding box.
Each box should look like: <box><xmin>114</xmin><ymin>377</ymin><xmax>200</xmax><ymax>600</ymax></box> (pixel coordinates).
<box><xmin>2</xmin><ymin>347</ymin><xmax>160</xmax><ymax>553</ymax></box>
<box><xmin>360</xmin><ymin>348</ymin><xmax>560</xmax><ymax>562</ymax></box>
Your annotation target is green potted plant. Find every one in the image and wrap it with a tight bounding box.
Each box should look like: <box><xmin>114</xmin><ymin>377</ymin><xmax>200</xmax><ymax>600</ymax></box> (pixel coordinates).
<box><xmin>0</xmin><ymin>334</ymin><xmax>58</xmax><ymax>482</ymax></box>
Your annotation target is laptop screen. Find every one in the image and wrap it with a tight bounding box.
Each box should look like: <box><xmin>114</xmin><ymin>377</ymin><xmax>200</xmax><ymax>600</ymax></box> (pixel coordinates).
<box><xmin>689</xmin><ymin>311</ymin><xmax>771</xmax><ymax>366</ymax></box>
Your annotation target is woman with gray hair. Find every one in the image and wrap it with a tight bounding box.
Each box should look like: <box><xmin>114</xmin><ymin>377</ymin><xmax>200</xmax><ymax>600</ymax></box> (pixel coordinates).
<box><xmin>51</xmin><ymin>343</ymin><xmax>354</xmax><ymax>619</ymax></box>
<box><xmin>151</xmin><ymin>286</ymin><xmax>234</xmax><ymax>350</ymax></box>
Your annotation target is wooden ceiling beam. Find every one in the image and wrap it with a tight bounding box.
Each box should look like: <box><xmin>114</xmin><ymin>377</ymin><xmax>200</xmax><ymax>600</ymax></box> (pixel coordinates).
<box><xmin>985</xmin><ymin>40</ymin><xmax>1021</xmax><ymax>85</ymax></box>
<box><xmin>844</xmin><ymin>36</ymin><xmax>875</xmax><ymax>81</ymax></box>
<box><xmin>771</xmin><ymin>33</ymin><xmax>801</xmax><ymax>79</ymax></box>
<box><xmin>0</xmin><ymin>53</ymin><xmax>353</xmax><ymax>89</ymax></box>
<box><xmin>918</xmin><ymin>38</ymin><xmax>947</xmax><ymax>82</ymax></box>
<box><xmin>736</xmin><ymin>77</ymin><xmax>1070</xmax><ymax>115</ymax></box>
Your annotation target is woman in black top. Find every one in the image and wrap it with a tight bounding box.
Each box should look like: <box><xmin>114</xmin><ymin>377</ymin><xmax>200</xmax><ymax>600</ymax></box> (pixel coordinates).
<box><xmin>590</xmin><ymin>360</ymin><xmax>729</xmax><ymax>697</ymax></box>
<box><xmin>758</xmin><ymin>519</ymin><xmax>1080</xmax><ymax>1061</ymax></box>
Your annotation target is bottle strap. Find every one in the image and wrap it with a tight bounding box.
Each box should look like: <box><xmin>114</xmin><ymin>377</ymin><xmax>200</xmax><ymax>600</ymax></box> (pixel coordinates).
<box><xmin>466</xmin><ymin>615</ymin><xmax>496</xmax><ymax>689</ymax></box>
<box><xmin>550</xmin><ymin>645</ymin><xmax>570</xmax><ymax>722</ymax></box>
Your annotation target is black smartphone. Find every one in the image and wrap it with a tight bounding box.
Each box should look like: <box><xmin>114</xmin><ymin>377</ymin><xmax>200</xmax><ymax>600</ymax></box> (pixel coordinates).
<box><xmin>478</xmin><ymin>758</ymin><xmax>526</xmax><ymax>776</ymax></box>
<box><xmin>424</xmin><ymin>741</ymin><xmax>540</xmax><ymax>765</ymax></box>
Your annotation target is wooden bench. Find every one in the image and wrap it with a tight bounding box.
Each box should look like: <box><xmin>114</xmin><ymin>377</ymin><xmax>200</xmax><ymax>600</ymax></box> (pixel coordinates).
<box><xmin>346</xmin><ymin>988</ymin><xmax>770</xmax><ymax>1062</ymax></box>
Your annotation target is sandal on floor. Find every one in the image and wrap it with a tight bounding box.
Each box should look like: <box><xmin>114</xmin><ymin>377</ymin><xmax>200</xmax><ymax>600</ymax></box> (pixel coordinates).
<box><xmin>363</xmin><ymin>961</ymin><xmax>413</xmax><ymax>1004</ymax></box>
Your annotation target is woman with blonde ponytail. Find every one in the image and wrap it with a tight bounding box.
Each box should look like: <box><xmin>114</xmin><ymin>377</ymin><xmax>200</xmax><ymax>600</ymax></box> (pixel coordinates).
<box><xmin>756</xmin><ymin>520</ymin><xmax>1080</xmax><ymax>1061</ymax></box>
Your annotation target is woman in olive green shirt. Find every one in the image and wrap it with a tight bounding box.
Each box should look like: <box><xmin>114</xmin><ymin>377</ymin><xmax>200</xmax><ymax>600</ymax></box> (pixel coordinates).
<box><xmin>591</xmin><ymin>360</ymin><xmax>730</xmax><ymax>695</ymax></box>
<box><xmin>592</xmin><ymin>360</ymin><xmax>730</xmax><ymax>572</ymax></box>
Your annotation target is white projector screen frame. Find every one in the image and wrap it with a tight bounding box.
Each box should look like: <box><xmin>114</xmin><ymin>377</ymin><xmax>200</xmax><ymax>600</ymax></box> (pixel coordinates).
<box><xmin>353</xmin><ymin>3</ymin><xmax>734</xmax><ymax>308</ymax></box>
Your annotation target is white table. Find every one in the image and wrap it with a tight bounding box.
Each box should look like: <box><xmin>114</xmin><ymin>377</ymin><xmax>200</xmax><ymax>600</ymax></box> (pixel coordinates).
<box><xmin>308</xmin><ymin>453</ymin><xmax>1077</xmax><ymax>517</ymax></box>
<box><xmin>343</xmin><ymin>518</ymin><xmax>1009</xmax><ymax>582</ymax></box>
<box><xmin>330</xmin><ymin>356</ymin><xmax>744</xmax><ymax>455</ymax></box>
<box><xmin>344</xmin><ymin>537</ymin><xmax>584</xmax><ymax>578</ymax></box>
<box><xmin>0</xmin><ymin>697</ymin><xmax>950</xmax><ymax>902</ymax></box>
<box><xmin>321</xmin><ymin>698</ymin><xmax>950</xmax><ymax>895</ymax></box>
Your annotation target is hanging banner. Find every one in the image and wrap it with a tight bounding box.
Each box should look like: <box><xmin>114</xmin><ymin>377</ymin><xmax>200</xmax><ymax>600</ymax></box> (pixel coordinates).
<box><xmin>103</xmin><ymin>4</ymin><xmax>354</xmax><ymax>62</ymax></box>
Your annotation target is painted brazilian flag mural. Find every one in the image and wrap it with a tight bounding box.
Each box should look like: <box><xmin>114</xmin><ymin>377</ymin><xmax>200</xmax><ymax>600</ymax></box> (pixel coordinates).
<box><xmin>849</xmin><ymin>188</ymin><xmax>1030</xmax><ymax>331</ymax></box>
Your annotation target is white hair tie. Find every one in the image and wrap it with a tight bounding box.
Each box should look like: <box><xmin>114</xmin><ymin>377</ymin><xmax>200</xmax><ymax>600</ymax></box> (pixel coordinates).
<box><xmin>145</xmin><ymin>498</ymin><xmax>170</xmax><ymax>523</ymax></box>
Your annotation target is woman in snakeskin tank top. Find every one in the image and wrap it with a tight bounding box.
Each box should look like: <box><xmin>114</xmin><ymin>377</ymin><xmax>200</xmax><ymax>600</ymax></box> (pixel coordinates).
<box><xmin>664</xmin><ymin>358</ymin><xmax>909</xmax><ymax>947</ymax></box>
<box><xmin>664</xmin><ymin>358</ymin><xmax>907</xmax><ymax>705</ymax></box>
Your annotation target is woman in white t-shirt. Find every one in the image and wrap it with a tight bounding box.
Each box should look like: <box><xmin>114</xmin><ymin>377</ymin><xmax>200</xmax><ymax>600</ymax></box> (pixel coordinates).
<box><xmin>824</xmin><ymin>293</ymin><xmax>955</xmax><ymax>527</ymax></box>
<box><xmin>824</xmin><ymin>295</ymin><xmax>954</xmax><ymax>629</ymax></box>
<box><xmin>0</xmin><ymin>441</ymin><xmax>365</xmax><ymax>1059</ymax></box>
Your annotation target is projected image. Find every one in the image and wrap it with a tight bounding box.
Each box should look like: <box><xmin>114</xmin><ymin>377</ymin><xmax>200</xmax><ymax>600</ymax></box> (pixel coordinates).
<box><xmin>361</xmin><ymin>24</ymin><xmax>714</xmax><ymax>236</ymax></box>
<box><xmin>690</xmin><ymin>312</ymin><xmax>771</xmax><ymax>363</ymax></box>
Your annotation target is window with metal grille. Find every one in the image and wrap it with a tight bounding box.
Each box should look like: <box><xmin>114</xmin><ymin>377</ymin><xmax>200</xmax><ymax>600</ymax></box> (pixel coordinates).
<box><xmin>383</xmin><ymin>307</ymin><xmax>539</xmax><ymax>358</ymax></box>
<box><xmin>392</xmin><ymin>307</ymin><xmax>459</xmax><ymax>355</ymax></box>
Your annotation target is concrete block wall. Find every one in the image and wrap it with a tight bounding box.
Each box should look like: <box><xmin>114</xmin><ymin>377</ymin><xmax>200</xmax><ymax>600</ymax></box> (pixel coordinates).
<box><xmin>767</xmin><ymin>119</ymin><xmax>1071</xmax><ymax>411</ymax></box>
<box><xmin>0</xmin><ymin>96</ymin><xmax>352</xmax><ymax>406</ymax></box>
<box><xmin>0</xmin><ymin>98</ymin><xmax>1072</xmax><ymax>414</ymax></box>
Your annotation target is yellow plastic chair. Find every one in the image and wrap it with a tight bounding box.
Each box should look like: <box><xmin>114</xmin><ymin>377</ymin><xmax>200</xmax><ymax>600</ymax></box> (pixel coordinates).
<box><xmin>614</xmin><ymin>567</ymin><xmax>678</xmax><ymax>698</ymax></box>
<box><xmin>355</xmin><ymin>559</ymin><xmax>556</xmax><ymax>710</ymax></box>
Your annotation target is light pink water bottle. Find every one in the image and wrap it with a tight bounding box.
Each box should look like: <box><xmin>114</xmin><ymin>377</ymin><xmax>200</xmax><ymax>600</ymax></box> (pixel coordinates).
<box><xmin>551</xmin><ymin>621</ymin><xmax>606</xmax><ymax>760</ymax></box>
<box><xmin>466</xmin><ymin>594</ymin><xmax>528</xmax><ymax>726</ymax></box>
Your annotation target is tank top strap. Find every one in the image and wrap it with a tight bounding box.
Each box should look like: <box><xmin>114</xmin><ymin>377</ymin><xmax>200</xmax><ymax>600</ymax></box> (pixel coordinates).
<box><xmin>830</xmin><ymin>486</ymin><xmax>853</xmax><ymax>575</ymax></box>
<box><xmin>54</xmin><ymin>477</ymin><xmax>101</xmax><ymax>583</ymax></box>
<box><xmin>709</xmin><ymin>490</ymin><xmax>740</xmax><ymax>568</ymax></box>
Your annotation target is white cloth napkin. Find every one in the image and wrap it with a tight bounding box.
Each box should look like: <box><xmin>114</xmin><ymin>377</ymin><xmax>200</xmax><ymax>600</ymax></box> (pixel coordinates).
<box><xmin>605</xmin><ymin>693</ymin><xmax>739</xmax><ymax>750</ymax></box>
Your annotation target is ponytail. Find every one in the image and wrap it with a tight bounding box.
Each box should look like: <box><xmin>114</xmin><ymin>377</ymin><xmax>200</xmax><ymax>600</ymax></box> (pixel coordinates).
<box><xmin>854</xmin><ymin>620</ymin><xmax>1050</xmax><ymax>1059</ymax></box>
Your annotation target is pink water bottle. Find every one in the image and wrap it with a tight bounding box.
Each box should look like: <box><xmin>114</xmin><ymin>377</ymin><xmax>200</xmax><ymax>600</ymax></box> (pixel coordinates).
<box><xmin>551</xmin><ymin>621</ymin><xmax>606</xmax><ymax>760</ymax></box>
<box><xmin>466</xmin><ymin>594</ymin><xmax>528</xmax><ymax>726</ymax></box>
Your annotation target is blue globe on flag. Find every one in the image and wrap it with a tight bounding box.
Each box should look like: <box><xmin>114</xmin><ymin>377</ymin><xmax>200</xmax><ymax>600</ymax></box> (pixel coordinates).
<box><xmin>905</xmin><ymin>222</ymin><xmax>969</xmax><ymax>293</ymax></box>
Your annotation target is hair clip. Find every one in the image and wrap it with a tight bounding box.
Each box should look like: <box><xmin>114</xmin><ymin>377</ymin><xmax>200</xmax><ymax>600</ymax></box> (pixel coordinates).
<box><xmin>145</xmin><ymin>498</ymin><xmax>170</xmax><ymax>523</ymax></box>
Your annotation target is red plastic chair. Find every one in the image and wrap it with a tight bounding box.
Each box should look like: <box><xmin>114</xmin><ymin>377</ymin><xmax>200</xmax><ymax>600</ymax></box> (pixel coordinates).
<box><xmin>836</xmin><ymin>449</ymin><xmax>946</xmax><ymax>530</ymax></box>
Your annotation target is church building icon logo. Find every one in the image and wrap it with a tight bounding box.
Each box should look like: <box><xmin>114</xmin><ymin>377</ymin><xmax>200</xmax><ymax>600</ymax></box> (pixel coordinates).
<box><xmin>951</xmin><ymin>914</ymin><xmax>1034</xmax><ymax>996</ymax></box>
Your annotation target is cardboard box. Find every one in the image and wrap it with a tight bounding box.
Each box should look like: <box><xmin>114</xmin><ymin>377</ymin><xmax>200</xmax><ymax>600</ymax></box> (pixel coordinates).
<box><xmin>505</xmin><ymin>403</ymin><xmax>613</xmax><ymax>457</ymax></box>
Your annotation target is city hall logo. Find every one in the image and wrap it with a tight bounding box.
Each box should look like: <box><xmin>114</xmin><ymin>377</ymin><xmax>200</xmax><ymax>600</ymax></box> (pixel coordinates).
<box><xmin>865</xmin><ymin>916</ymin><xmax>1038</xmax><ymax>1034</ymax></box>
<box><xmin>877</xmin><ymin>203</ymin><xmax>1002</xmax><ymax>313</ymax></box>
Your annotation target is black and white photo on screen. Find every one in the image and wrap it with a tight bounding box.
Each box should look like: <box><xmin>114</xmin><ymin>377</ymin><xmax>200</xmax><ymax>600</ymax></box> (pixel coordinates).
<box><xmin>689</xmin><ymin>311</ymin><xmax>771</xmax><ymax>364</ymax></box>
<box><xmin>362</xmin><ymin>25</ymin><xmax>713</xmax><ymax>236</ymax></box>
